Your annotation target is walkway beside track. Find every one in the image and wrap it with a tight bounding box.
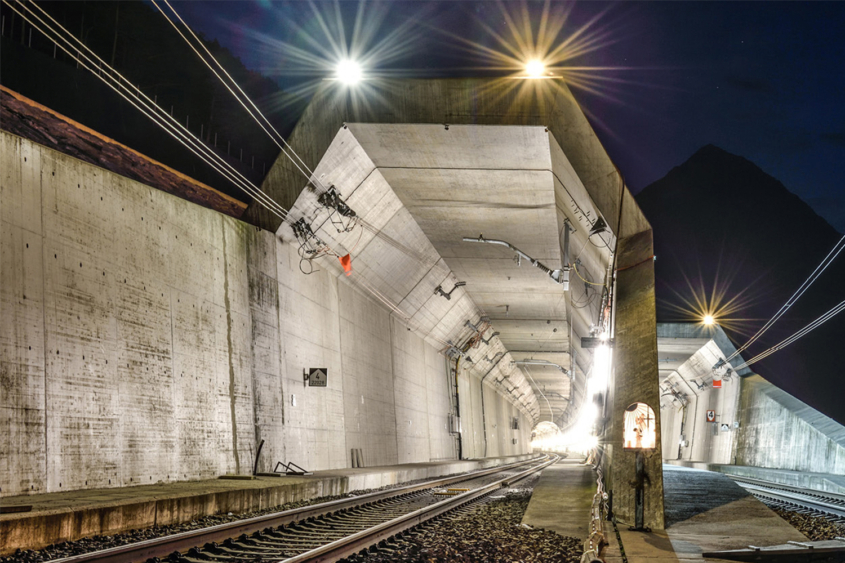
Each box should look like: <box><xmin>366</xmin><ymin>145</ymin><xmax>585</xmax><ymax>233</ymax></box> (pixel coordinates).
<box><xmin>0</xmin><ymin>454</ymin><xmax>534</xmax><ymax>555</ymax></box>
<box><xmin>603</xmin><ymin>465</ymin><xmax>808</xmax><ymax>562</ymax></box>
<box><xmin>521</xmin><ymin>457</ymin><xmax>595</xmax><ymax>539</ymax></box>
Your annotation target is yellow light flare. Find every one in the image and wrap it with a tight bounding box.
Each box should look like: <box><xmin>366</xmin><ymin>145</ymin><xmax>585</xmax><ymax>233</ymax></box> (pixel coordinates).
<box><xmin>525</xmin><ymin>59</ymin><xmax>546</xmax><ymax>78</ymax></box>
<box><xmin>660</xmin><ymin>258</ymin><xmax>765</xmax><ymax>339</ymax></box>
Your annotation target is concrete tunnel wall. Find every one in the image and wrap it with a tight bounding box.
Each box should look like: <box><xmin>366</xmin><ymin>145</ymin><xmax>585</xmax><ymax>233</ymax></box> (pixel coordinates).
<box><xmin>0</xmin><ymin>131</ymin><xmax>532</xmax><ymax>497</ymax></box>
<box><xmin>659</xmin><ymin>340</ymin><xmax>742</xmax><ymax>465</ymax></box>
<box><xmin>662</xmin><ymin>370</ymin><xmax>845</xmax><ymax>475</ymax></box>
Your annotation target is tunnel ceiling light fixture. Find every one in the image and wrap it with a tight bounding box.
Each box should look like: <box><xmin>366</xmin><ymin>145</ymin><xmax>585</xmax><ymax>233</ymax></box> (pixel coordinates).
<box><xmin>336</xmin><ymin>59</ymin><xmax>363</xmax><ymax>85</ymax></box>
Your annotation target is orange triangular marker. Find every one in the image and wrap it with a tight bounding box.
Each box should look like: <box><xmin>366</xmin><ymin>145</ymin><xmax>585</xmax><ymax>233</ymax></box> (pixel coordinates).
<box><xmin>339</xmin><ymin>254</ymin><xmax>352</xmax><ymax>276</ymax></box>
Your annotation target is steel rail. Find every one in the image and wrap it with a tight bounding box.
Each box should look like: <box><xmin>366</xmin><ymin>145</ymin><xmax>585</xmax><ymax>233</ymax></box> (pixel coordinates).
<box><xmin>280</xmin><ymin>455</ymin><xmax>558</xmax><ymax>563</ymax></box>
<box><xmin>729</xmin><ymin>475</ymin><xmax>845</xmax><ymax>505</ymax></box>
<box><xmin>47</xmin><ymin>456</ymin><xmax>547</xmax><ymax>563</ymax></box>
<box><xmin>733</xmin><ymin>481</ymin><xmax>845</xmax><ymax>519</ymax></box>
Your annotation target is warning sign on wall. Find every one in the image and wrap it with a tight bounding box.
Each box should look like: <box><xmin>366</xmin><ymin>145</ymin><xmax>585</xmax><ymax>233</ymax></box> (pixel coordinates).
<box><xmin>712</xmin><ymin>378</ymin><xmax>722</xmax><ymax>389</ymax></box>
<box><xmin>706</xmin><ymin>410</ymin><xmax>716</xmax><ymax>422</ymax></box>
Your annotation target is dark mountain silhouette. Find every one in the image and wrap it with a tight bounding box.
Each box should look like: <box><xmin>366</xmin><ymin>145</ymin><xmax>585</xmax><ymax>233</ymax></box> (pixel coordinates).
<box><xmin>637</xmin><ymin>145</ymin><xmax>845</xmax><ymax>424</ymax></box>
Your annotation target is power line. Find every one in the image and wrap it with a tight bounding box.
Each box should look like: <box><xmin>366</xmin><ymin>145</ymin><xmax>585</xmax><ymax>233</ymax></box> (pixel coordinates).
<box><xmin>734</xmin><ymin>298</ymin><xmax>845</xmax><ymax>370</ymax></box>
<box><xmin>11</xmin><ymin>0</ymin><xmax>291</xmax><ymax>221</ymax></box>
<box><xmin>727</xmin><ymin>234</ymin><xmax>845</xmax><ymax>361</ymax></box>
<box><xmin>152</xmin><ymin>0</ymin><xmax>321</xmax><ymax>191</ymax></box>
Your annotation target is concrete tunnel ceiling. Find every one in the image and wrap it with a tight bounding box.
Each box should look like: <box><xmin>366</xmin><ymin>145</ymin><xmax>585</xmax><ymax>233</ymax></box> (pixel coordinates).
<box><xmin>277</xmin><ymin>122</ymin><xmax>617</xmax><ymax>427</ymax></box>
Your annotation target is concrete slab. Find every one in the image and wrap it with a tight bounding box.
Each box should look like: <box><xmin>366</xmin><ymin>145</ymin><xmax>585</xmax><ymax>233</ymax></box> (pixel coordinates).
<box><xmin>601</xmin><ymin>465</ymin><xmax>808</xmax><ymax>562</ymax></box>
<box><xmin>521</xmin><ymin>458</ymin><xmax>595</xmax><ymax>539</ymax></box>
<box><xmin>0</xmin><ymin>455</ymin><xmax>532</xmax><ymax>555</ymax></box>
<box><xmin>665</xmin><ymin>460</ymin><xmax>845</xmax><ymax>495</ymax></box>
<box><xmin>663</xmin><ymin>465</ymin><xmax>807</xmax><ymax>554</ymax></box>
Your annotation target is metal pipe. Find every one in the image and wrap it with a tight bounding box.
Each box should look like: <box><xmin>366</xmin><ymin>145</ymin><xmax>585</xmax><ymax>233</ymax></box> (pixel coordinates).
<box><xmin>480</xmin><ymin>353</ymin><xmax>510</xmax><ymax>457</ymax></box>
<box><xmin>463</xmin><ymin>235</ymin><xmax>568</xmax><ymax>285</ymax></box>
<box><xmin>513</xmin><ymin>359</ymin><xmax>572</xmax><ymax>377</ymax></box>
<box><xmin>672</xmin><ymin>370</ymin><xmax>698</xmax><ymax>461</ymax></box>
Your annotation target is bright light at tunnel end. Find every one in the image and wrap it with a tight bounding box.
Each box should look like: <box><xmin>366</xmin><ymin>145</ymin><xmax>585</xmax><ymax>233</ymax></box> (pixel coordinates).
<box><xmin>531</xmin><ymin>339</ymin><xmax>610</xmax><ymax>456</ymax></box>
<box><xmin>335</xmin><ymin>59</ymin><xmax>363</xmax><ymax>85</ymax></box>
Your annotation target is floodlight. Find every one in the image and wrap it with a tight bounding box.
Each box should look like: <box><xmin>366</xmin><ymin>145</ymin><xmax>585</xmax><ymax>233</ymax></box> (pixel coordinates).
<box><xmin>703</xmin><ymin>315</ymin><xmax>715</xmax><ymax>326</ymax></box>
<box><xmin>525</xmin><ymin>59</ymin><xmax>545</xmax><ymax>78</ymax></box>
<box><xmin>336</xmin><ymin>59</ymin><xmax>362</xmax><ymax>85</ymax></box>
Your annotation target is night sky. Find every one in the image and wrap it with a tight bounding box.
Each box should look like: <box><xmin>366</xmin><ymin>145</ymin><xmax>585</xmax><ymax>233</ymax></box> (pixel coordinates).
<box><xmin>174</xmin><ymin>0</ymin><xmax>845</xmax><ymax>233</ymax></box>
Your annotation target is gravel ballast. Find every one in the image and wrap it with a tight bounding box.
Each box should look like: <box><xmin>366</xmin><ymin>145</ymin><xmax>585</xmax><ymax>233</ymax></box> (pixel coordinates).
<box><xmin>771</xmin><ymin>506</ymin><xmax>845</xmax><ymax>541</ymax></box>
<box><xmin>0</xmin><ymin>477</ymin><xmax>448</xmax><ymax>563</ymax></box>
<box><xmin>344</xmin><ymin>475</ymin><xmax>583</xmax><ymax>563</ymax></box>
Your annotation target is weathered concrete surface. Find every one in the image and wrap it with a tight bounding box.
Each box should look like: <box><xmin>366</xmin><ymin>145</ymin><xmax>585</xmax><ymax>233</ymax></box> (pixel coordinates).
<box><xmin>0</xmin><ymin>86</ymin><xmax>246</xmax><ymax>219</ymax></box>
<box><xmin>1</xmin><ymin>130</ymin><xmax>256</xmax><ymax>496</ymax></box>
<box><xmin>735</xmin><ymin>375</ymin><xmax>845</xmax><ymax>474</ymax></box>
<box><xmin>0</xmin><ymin>454</ymin><xmax>533</xmax><ymax>555</ymax></box>
<box><xmin>274</xmin><ymin>124</ymin><xmax>550</xmax><ymax>424</ymax></box>
<box><xmin>602</xmin><ymin>465</ymin><xmax>808</xmax><ymax>563</ymax></box>
<box><xmin>247</xmin><ymin>79</ymin><xmax>625</xmax><ymax>238</ymax></box>
<box><xmin>662</xmin><ymin>466</ymin><xmax>806</xmax><ymax>557</ymax></box>
<box><xmin>1</xmin><ymin>131</ymin><xmax>532</xmax><ymax>503</ymax></box>
<box><xmin>660</xmin><ymin>339</ymin><xmax>742</xmax><ymax>465</ymax></box>
<box><xmin>604</xmin><ymin>228</ymin><xmax>665</xmax><ymax>531</ymax></box>
<box><xmin>521</xmin><ymin>458</ymin><xmax>594</xmax><ymax>539</ymax></box>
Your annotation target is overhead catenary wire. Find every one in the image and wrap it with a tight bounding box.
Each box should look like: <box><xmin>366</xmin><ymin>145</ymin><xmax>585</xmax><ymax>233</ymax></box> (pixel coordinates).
<box><xmin>18</xmin><ymin>0</ymin><xmax>287</xmax><ymax>219</ymax></box>
<box><xmin>734</xmin><ymin>298</ymin><xmax>845</xmax><ymax>370</ymax></box>
<box><xmin>152</xmin><ymin>0</ymin><xmax>476</xmax><ymax>290</ymax></box>
<box><xmin>12</xmin><ymin>0</ymin><xmax>291</xmax><ymax>221</ymax></box>
<box><xmin>152</xmin><ymin>0</ymin><xmax>322</xmax><ymax>192</ymax></box>
<box><xmin>727</xmin><ymin>234</ymin><xmax>845</xmax><ymax>362</ymax></box>
<box><xmin>151</xmin><ymin>0</ymin><xmax>473</xmax><ymax>310</ymax></box>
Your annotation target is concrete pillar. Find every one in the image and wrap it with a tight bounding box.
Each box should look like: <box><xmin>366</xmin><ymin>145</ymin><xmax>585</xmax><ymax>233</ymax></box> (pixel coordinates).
<box><xmin>605</xmin><ymin>228</ymin><xmax>665</xmax><ymax>530</ymax></box>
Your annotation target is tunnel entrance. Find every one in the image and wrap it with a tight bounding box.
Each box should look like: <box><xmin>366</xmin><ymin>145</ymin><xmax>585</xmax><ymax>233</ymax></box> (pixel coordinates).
<box><xmin>530</xmin><ymin>421</ymin><xmax>562</xmax><ymax>452</ymax></box>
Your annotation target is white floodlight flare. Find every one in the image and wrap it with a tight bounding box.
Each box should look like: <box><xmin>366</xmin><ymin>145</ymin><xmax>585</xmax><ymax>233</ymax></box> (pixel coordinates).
<box><xmin>703</xmin><ymin>314</ymin><xmax>715</xmax><ymax>326</ymax></box>
<box><xmin>525</xmin><ymin>59</ymin><xmax>546</xmax><ymax>78</ymax></box>
<box><xmin>336</xmin><ymin>59</ymin><xmax>363</xmax><ymax>85</ymax></box>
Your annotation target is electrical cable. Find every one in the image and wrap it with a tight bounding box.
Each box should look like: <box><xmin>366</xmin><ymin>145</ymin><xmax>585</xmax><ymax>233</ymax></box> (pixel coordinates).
<box><xmin>572</xmin><ymin>262</ymin><xmax>606</xmax><ymax>286</ymax></box>
<box><xmin>153</xmin><ymin>0</ymin><xmax>321</xmax><ymax>192</ymax></box>
<box><xmin>522</xmin><ymin>365</ymin><xmax>555</xmax><ymax>423</ymax></box>
<box><xmin>20</xmin><ymin>0</ymin><xmax>285</xmax><ymax>217</ymax></box>
<box><xmin>727</xmin><ymin>234</ymin><xmax>845</xmax><ymax>362</ymax></box>
<box><xmin>13</xmin><ymin>0</ymin><xmax>291</xmax><ymax>221</ymax></box>
<box><xmin>734</xmin><ymin>298</ymin><xmax>845</xmax><ymax>370</ymax></box>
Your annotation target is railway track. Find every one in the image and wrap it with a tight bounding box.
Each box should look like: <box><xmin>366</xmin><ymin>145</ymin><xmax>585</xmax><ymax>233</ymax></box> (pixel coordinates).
<box><xmin>48</xmin><ymin>456</ymin><xmax>555</xmax><ymax>563</ymax></box>
<box><xmin>729</xmin><ymin>475</ymin><xmax>845</xmax><ymax>522</ymax></box>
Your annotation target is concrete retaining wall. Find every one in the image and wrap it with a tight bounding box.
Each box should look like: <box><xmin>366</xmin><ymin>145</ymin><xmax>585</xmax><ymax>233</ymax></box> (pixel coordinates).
<box><xmin>661</xmin><ymin>371</ymin><xmax>845</xmax><ymax>477</ymax></box>
<box><xmin>734</xmin><ymin>376</ymin><xmax>845</xmax><ymax>475</ymax></box>
<box><xmin>0</xmin><ymin>132</ymin><xmax>531</xmax><ymax>497</ymax></box>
